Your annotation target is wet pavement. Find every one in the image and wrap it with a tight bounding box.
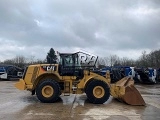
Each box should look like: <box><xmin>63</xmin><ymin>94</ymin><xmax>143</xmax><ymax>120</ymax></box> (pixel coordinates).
<box><xmin>0</xmin><ymin>81</ymin><xmax>160</xmax><ymax>120</ymax></box>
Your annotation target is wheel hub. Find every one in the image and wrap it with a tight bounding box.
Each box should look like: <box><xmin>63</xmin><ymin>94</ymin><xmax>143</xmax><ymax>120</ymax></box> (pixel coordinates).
<box><xmin>93</xmin><ymin>86</ymin><xmax>105</xmax><ymax>98</ymax></box>
<box><xmin>42</xmin><ymin>85</ymin><xmax>54</xmax><ymax>98</ymax></box>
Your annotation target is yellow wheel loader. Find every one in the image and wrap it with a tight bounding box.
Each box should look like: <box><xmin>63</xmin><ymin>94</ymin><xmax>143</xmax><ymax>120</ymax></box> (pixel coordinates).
<box><xmin>15</xmin><ymin>52</ymin><xmax>145</xmax><ymax>105</ymax></box>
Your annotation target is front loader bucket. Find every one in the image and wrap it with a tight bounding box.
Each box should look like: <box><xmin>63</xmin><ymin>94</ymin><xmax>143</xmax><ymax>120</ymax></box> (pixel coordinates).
<box><xmin>15</xmin><ymin>79</ymin><xmax>26</xmax><ymax>90</ymax></box>
<box><xmin>110</xmin><ymin>77</ymin><xmax>146</xmax><ymax>105</ymax></box>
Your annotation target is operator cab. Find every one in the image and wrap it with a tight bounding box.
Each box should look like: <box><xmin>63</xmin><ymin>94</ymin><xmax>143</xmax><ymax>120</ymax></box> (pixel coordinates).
<box><xmin>58</xmin><ymin>53</ymin><xmax>82</xmax><ymax>78</ymax></box>
<box><xmin>60</xmin><ymin>53</ymin><xmax>80</xmax><ymax>67</ymax></box>
<box><xmin>58</xmin><ymin>52</ymin><xmax>98</xmax><ymax>79</ymax></box>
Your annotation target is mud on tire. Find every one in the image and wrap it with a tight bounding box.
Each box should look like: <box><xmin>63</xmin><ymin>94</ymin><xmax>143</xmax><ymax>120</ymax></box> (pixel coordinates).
<box><xmin>36</xmin><ymin>79</ymin><xmax>60</xmax><ymax>103</ymax></box>
<box><xmin>86</xmin><ymin>80</ymin><xmax>110</xmax><ymax>104</ymax></box>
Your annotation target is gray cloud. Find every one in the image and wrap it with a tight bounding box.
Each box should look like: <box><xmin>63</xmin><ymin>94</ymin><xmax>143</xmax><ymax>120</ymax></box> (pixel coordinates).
<box><xmin>0</xmin><ymin>0</ymin><xmax>160</xmax><ymax>61</ymax></box>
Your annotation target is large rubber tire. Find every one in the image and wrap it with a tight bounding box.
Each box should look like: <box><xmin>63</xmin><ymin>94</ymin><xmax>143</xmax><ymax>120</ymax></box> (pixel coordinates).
<box><xmin>86</xmin><ymin>80</ymin><xmax>110</xmax><ymax>104</ymax></box>
<box><xmin>36</xmin><ymin>79</ymin><xmax>60</xmax><ymax>103</ymax></box>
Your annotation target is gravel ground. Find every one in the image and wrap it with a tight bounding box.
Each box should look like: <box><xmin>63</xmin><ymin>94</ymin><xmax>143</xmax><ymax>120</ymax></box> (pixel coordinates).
<box><xmin>0</xmin><ymin>81</ymin><xmax>160</xmax><ymax>120</ymax></box>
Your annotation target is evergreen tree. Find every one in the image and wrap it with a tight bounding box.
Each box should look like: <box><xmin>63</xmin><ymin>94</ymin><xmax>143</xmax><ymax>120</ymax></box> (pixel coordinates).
<box><xmin>46</xmin><ymin>48</ymin><xmax>57</xmax><ymax>64</ymax></box>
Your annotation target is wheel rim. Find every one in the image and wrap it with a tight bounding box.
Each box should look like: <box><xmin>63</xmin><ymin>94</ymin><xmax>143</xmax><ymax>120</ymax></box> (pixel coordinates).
<box><xmin>93</xmin><ymin>86</ymin><xmax>105</xmax><ymax>98</ymax></box>
<box><xmin>42</xmin><ymin>85</ymin><xmax>54</xmax><ymax>98</ymax></box>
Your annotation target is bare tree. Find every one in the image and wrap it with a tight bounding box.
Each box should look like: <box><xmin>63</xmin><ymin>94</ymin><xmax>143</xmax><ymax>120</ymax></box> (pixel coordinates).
<box><xmin>3</xmin><ymin>59</ymin><xmax>14</xmax><ymax>65</ymax></box>
<box><xmin>97</xmin><ymin>57</ymin><xmax>106</xmax><ymax>69</ymax></box>
<box><xmin>109</xmin><ymin>55</ymin><xmax>120</xmax><ymax>66</ymax></box>
<box><xmin>13</xmin><ymin>55</ymin><xmax>27</xmax><ymax>68</ymax></box>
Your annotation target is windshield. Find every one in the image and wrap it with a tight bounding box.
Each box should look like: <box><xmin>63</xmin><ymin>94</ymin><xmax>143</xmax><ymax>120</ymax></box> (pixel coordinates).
<box><xmin>59</xmin><ymin>52</ymin><xmax>98</xmax><ymax>68</ymax></box>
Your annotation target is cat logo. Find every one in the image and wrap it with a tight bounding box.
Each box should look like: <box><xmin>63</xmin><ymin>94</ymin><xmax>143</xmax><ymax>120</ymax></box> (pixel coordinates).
<box><xmin>41</xmin><ymin>65</ymin><xmax>56</xmax><ymax>71</ymax></box>
<box><xmin>47</xmin><ymin>66</ymin><xmax>55</xmax><ymax>71</ymax></box>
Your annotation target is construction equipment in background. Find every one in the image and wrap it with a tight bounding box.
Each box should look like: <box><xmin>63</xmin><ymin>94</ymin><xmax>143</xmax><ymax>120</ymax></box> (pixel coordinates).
<box><xmin>0</xmin><ymin>67</ymin><xmax>7</xmax><ymax>80</ymax></box>
<box><xmin>135</xmin><ymin>68</ymin><xmax>157</xmax><ymax>84</ymax></box>
<box><xmin>0</xmin><ymin>65</ymin><xmax>23</xmax><ymax>80</ymax></box>
<box><xmin>100</xmin><ymin>66</ymin><xmax>158</xmax><ymax>84</ymax></box>
<box><xmin>100</xmin><ymin>66</ymin><xmax>136</xmax><ymax>83</ymax></box>
<box><xmin>157</xmin><ymin>68</ymin><xmax>160</xmax><ymax>83</ymax></box>
<box><xmin>99</xmin><ymin>66</ymin><xmax>123</xmax><ymax>83</ymax></box>
<box><xmin>15</xmin><ymin>51</ymin><xmax>145</xmax><ymax>105</ymax></box>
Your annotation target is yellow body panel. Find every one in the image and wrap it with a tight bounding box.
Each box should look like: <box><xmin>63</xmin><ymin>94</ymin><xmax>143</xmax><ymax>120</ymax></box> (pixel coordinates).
<box><xmin>15</xmin><ymin>64</ymin><xmax>110</xmax><ymax>94</ymax></box>
<box><xmin>77</xmin><ymin>70</ymin><xmax>110</xmax><ymax>89</ymax></box>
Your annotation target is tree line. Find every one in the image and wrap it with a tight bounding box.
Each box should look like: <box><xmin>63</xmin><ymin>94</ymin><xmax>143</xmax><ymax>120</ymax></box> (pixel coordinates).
<box><xmin>0</xmin><ymin>48</ymin><xmax>160</xmax><ymax>69</ymax></box>
<box><xmin>98</xmin><ymin>49</ymin><xmax>160</xmax><ymax>68</ymax></box>
<box><xmin>0</xmin><ymin>48</ymin><xmax>57</xmax><ymax>68</ymax></box>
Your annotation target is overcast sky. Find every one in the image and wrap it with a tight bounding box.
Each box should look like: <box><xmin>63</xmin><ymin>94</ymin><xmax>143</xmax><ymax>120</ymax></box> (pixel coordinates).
<box><xmin>0</xmin><ymin>0</ymin><xmax>160</xmax><ymax>61</ymax></box>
